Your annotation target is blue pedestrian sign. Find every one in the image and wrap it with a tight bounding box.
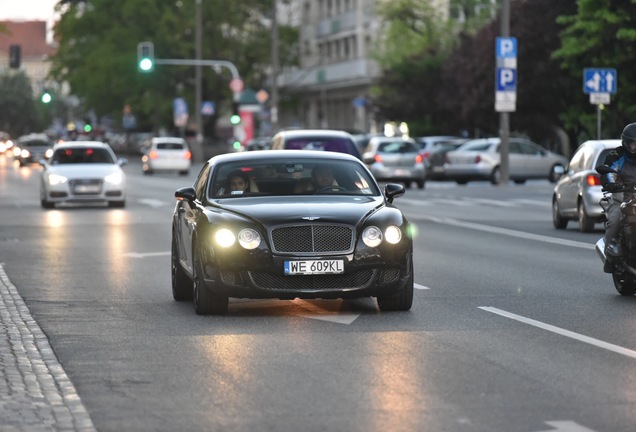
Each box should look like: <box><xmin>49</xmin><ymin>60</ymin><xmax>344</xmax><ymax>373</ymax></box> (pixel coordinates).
<box><xmin>583</xmin><ymin>68</ymin><xmax>617</xmax><ymax>94</ymax></box>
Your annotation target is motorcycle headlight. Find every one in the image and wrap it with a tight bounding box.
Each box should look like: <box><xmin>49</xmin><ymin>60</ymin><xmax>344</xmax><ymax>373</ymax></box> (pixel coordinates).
<box><xmin>215</xmin><ymin>228</ymin><xmax>236</xmax><ymax>248</ymax></box>
<box><xmin>362</xmin><ymin>226</ymin><xmax>383</xmax><ymax>247</ymax></box>
<box><xmin>48</xmin><ymin>174</ymin><xmax>68</xmax><ymax>186</ymax></box>
<box><xmin>385</xmin><ymin>225</ymin><xmax>402</xmax><ymax>244</ymax></box>
<box><xmin>104</xmin><ymin>172</ymin><xmax>123</xmax><ymax>185</ymax></box>
<box><xmin>238</xmin><ymin>228</ymin><xmax>261</xmax><ymax>250</ymax></box>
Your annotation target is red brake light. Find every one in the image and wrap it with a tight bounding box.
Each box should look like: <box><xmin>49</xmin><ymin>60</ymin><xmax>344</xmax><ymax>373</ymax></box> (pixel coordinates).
<box><xmin>184</xmin><ymin>150</ymin><xmax>192</xmax><ymax>160</ymax></box>
<box><xmin>374</xmin><ymin>154</ymin><xmax>382</xmax><ymax>163</ymax></box>
<box><xmin>149</xmin><ymin>150</ymin><xmax>158</xmax><ymax>159</ymax></box>
<box><xmin>421</xmin><ymin>152</ymin><xmax>430</xmax><ymax>160</ymax></box>
<box><xmin>415</xmin><ymin>154</ymin><xmax>423</xmax><ymax>163</ymax></box>
<box><xmin>474</xmin><ymin>155</ymin><xmax>481</xmax><ymax>163</ymax></box>
<box><xmin>587</xmin><ymin>174</ymin><xmax>601</xmax><ymax>186</ymax></box>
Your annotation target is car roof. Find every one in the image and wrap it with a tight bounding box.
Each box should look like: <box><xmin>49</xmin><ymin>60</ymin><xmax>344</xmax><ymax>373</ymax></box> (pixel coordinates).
<box><xmin>18</xmin><ymin>133</ymin><xmax>50</xmax><ymax>142</ymax></box>
<box><xmin>274</xmin><ymin>129</ymin><xmax>354</xmax><ymax>139</ymax></box>
<box><xmin>207</xmin><ymin>149</ymin><xmax>362</xmax><ymax>165</ymax></box>
<box><xmin>152</xmin><ymin>137</ymin><xmax>186</xmax><ymax>143</ymax></box>
<box><xmin>52</xmin><ymin>141</ymin><xmax>111</xmax><ymax>149</ymax></box>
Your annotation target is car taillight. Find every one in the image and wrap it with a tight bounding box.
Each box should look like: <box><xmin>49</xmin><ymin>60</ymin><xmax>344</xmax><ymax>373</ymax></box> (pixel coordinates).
<box><xmin>374</xmin><ymin>154</ymin><xmax>382</xmax><ymax>163</ymax></box>
<box><xmin>415</xmin><ymin>154</ymin><xmax>423</xmax><ymax>163</ymax></box>
<box><xmin>184</xmin><ymin>150</ymin><xmax>192</xmax><ymax>160</ymax></box>
<box><xmin>421</xmin><ymin>152</ymin><xmax>430</xmax><ymax>160</ymax></box>
<box><xmin>474</xmin><ymin>155</ymin><xmax>481</xmax><ymax>163</ymax></box>
<box><xmin>587</xmin><ymin>173</ymin><xmax>601</xmax><ymax>186</ymax></box>
<box><xmin>149</xmin><ymin>150</ymin><xmax>158</xmax><ymax>159</ymax></box>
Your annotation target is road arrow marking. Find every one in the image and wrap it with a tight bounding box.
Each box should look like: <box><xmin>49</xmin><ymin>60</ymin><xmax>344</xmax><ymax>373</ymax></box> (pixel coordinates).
<box><xmin>535</xmin><ymin>420</ymin><xmax>597</xmax><ymax>432</ymax></box>
<box><xmin>123</xmin><ymin>251</ymin><xmax>170</xmax><ymax>258</ymax></box>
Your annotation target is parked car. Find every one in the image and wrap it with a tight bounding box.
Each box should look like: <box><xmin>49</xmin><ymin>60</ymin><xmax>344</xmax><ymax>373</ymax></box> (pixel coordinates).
<box><xmin>244</xmin><ymin>137</ymin><xmax>272</xmax><ymax>151</ymax></box>
<box><xmin>141</xmin><ymin>137</ymin><xmax>192</xmax><ymax>175</ymax></box>
<box><xmin>414</xmin><ymin>135</ymin><xmax>465</xmax><ymax>165</ymax></box>
<box><xmin>15</xmin><ymin>133</ymin><xmax>54</xmax><ymax>166</ymax></box>
<box><xmin>444</xmin><ymin>137</ymin><xmax>568</xmax><ymax>185</ymax></box>
<box><xmin>271</xmin><ymin>129</ymin><xmax>362</xmax><ymax>159</ymax></box>
<box><xmin>425</xmin><ymin>138</ymin><xmax>468</xmax><ymax>180</ymax></box>
<box><xmin>39</xmin><ymin>141</ymin><xmax>127</xmax><ymax>208</ymax></box>
<box><xmin>552</xmin><ymin>139</ymin><xmax>619</xmax><ymax>232</ymax></box>
<box><xmin>171</xmin><ymin>150</ymin><xmax>413</xmax><ymax>315</ymax></box>
<box><xmin>362</xmin><ymin>136</ymin><xmax>426</xmax><ymax>189</ymax></box>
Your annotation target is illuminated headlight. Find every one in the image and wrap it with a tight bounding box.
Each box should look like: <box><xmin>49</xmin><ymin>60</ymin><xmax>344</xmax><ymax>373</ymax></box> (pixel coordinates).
<box><xmin>12</xmin><ymin>147</ymin><xmax>20</xmax><ymax>157</ymax></box>
<box><xmin>238</xmin><ymin>228</ymin><xmax>261</xmax><ymax>249</ymax></box>
<box><xmin>215</xmin><ymin>228</ymin><xmax>236</xmax><ymax>247</ymax></box>
<box><xmin>20</xmin><ymin>149</ymin><xmax>30</xmax><ymax>158</ymax></box>
<box><xmin>45</xmin><ymin>148</ymin><xmax>54</xmax><ymax>158</ymax></box>
<box><xmin>48</xmin><ymin>174</ymin><xmax>68</xmax><ymax>186</ymax></box>
<box><xmin>385</xmin><ymin>225</ymin><xmax>402</xmax><ymax>244</ymax></box>
<box><xmin>104</xmin><ymin>172</ymin><xmax>124</xmax><ymax>185</ymax></box>
<box><xmin>362</xmin><ymin>226</ymin><xmax>383</xmax><ymax>247</ymax></box>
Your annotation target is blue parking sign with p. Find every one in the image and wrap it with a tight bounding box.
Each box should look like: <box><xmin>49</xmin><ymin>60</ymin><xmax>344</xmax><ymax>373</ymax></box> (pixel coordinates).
<box><xmin>496</xmin><ymin>68</ymin><xmax>517</xmax><ymax>91</ymax></box>
<box><xmin>496</xmin><ymin>37</ymin><xmax>517</xmax><ymax>58</ymax></box>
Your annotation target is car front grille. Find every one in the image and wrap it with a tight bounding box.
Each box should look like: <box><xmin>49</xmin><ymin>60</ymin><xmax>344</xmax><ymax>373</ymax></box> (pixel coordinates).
<box><xmin>270</xmin><ymin>224</ymin><xmax>354</xmax><ymax>255</ymax></box>
<box><xmin>69</xmin><ymin>179</ymin><xmax>103</xmax><ymax>195</ymax></box>
<box><xmin>249</xmin><ymin>269</ymin><xmax>374</xmax><ymax>291</ymax></box>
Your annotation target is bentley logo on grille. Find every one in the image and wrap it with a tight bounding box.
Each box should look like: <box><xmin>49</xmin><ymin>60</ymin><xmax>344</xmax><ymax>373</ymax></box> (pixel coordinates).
<box><xmin>302</xmin><ymin>216</ymin><xmax>320</xmax><ymax>221</ymax></box>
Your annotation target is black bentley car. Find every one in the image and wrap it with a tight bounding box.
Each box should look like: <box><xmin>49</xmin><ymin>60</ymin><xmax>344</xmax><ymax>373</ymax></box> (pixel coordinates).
<box><xmin>171</xmin><ymin>150</ymin><xmax>413</xmax><ymax>315</ymax></box>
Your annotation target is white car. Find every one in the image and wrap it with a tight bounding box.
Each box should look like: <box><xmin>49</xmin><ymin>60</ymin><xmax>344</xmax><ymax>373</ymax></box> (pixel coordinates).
<box><xmin>141</xmin><ymin>137</ymin><xmax>192</xmax><ymax>175</ymax></box>
<box><xmin>39</xmin><ymin>141</ymin><xmax>127</xmax><ymax>208</ymax></box>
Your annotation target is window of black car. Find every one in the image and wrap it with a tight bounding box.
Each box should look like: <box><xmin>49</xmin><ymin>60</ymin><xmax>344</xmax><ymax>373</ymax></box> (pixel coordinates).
<box><xmin>208</xmin><ymin>159</ymin><xmax>379</xmax><ymax>198</ymax></box>
<box><xmin>50</xmin><ymin>147</ymin><xmax>115</xmax><ymax>164</ymax></box>
<box><xmin>194</xmin><ymin>164</ymin><xmax>211</xmax><ymax>200</ymax></box>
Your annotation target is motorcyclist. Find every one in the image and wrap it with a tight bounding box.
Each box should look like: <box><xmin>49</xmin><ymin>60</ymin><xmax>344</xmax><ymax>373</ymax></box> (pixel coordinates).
<box><xmin>599</xmin><ymin>122</ymin><xmax>636</xmax><ymax>271</ymax></box>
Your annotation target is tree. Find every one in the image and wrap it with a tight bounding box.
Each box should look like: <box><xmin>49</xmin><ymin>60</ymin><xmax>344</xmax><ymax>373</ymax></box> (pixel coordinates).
<box><xmin>0</xmin><ymin>71</ymin><xmax>42</xmax><ymax>136</ymax></box>
<box><xmin>553</xmin><ymin>0</ymin><xmax>636</xmax><ymax>141</ymax></box>
<box><xmin>49</xmin><ymin>0</ymin><xmax>297</xmax><ymax>137</ymax></box>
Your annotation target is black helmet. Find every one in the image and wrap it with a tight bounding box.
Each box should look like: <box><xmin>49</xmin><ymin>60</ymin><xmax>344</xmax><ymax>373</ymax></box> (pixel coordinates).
<box><xmin>622</xmin><ymin>122</ymin><xmax>636</xmax><ymax>155</ymax></box>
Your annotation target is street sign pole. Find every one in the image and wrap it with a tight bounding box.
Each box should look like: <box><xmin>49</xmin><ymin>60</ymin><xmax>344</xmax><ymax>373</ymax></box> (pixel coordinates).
<box><xmin>496</xmin><ymin>0</ymin><xmax>512</xmax><ymax>185</ymax></box>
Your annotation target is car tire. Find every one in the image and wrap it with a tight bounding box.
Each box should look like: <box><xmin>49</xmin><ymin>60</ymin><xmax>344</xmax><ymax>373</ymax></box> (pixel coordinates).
<box><xmin>179</xmin><ymin>170</ymin><xmax>189</xmax><ymax>176</ymax></box>
<box><xmin>192</xmin><ymin>247</ymin><xmax>229</xmax><ymax>315</ymax></box>
<box><xmin>552</xmin><ymin>198</ymin><xmax>568</xmax><ymax>229</ymax></box>
<box><xmin>172</xmin><ymin>236</ymin><xmax>193</xmax><ymax>301</ymax></box>
<box><xmin>377</xmin><ymin>261</ymin><xmax>414</xmax><ymax>312</ymax></box>
<box><xmin>417</xmin><ymin>180</ymin><xmax>425</xmax><ymax>189</ymax></box>
<box><xmin>456</xmin><ymin>180</ymin><xmax>468</xmax><ymax>185</ymax></box>
<box><xmin>490</xmin><ymin>167</ymin><xmax>501</xmax><ymax>185</ymax></box>
<box><xmin>578</xmin><ymin>200</ymin><xmax>595</xmax><ymax>233</ymax></box>
<box><xmin>108</xmin><ymin>200</ymin><xmax>126</xmax><ymax>208</ymax></box>
<box><xmin>40</xmin><ymin>199</ymin><xmax>54</xmax><ymax>209</ymax></box>
<box><xmin>612</xmin><ymin>272</ymin><xmax>636</xmax><ymax>296</ymax></box>
<box><xmin>514</xmin><ymin>179</ymin><xmax>526</xmax><ymax>184</ymax></box>
<box><xmin>404</xmin><ymin>181</ymin><xmax>412</xmax><ymax>189</ymax></box>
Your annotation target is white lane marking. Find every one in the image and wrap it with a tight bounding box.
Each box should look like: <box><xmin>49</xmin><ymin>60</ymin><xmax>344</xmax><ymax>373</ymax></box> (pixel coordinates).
<box><xmin>534</xmin><ymin>420</ymin><xmax>597</xmax><ymax>432</ymax></box>
<box><xmin>512</xmin><ymin>198</ymin><xmax>551</xmax><ymax>207</ymax></box>
<box><xmin>480</xmin><ymin>307</ymin><xmax>636</xmax><ymax>359</ymax></box>
<box><xmin>400</xmin><ymin>198</ymin><xmax>472</xmax><ymax>207</ymax></box>
<box><xmin>422</xmin><ymin>216</ymin><xmax>592</xmax><ymax>250</ymax></box>
<box><xmin>123</xmin><ymin>251</ymin><xmax>170</xmax><ymax>258</ymax></box>
<box><xmin>138</xmin><ymin>198</ymin><xmax>167</xmax><ymax>208</ymax></box>
<box><xmin>414</xmin><ymin>283</ymin><xmax>430</xmax><ymax>290</ymax></box>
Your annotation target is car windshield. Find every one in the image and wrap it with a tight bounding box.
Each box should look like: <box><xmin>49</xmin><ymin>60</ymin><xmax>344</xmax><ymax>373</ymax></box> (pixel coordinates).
<box><xmin>50</xmin><ymin>147</ymin><xmax>115</xmax><ymax>164</ymax></box>
<box><xmin>209</xmin><ymin>158</ymin><xmax>380</xmax><ymax>198</ymax></box>
<box><xmin>21</xmin><ymin>140</ymin><xmax>50</xmax><ymax>147</ymax></box>
<box><xmin>377</xmin><ymin>141</ymin><xmax>419</xmax><ymax>153</ymax></box>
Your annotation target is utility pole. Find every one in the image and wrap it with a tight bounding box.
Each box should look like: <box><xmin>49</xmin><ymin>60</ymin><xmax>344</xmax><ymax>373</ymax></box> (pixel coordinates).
<box><xmin>194</xmin><ymin>0</ymin><xmax>203</xmax><ymax>162</ymax></box>
<box><xmin>271</xmin><ymin>0</ymin><xmax>279</xmax><ymax>134</ymax></box>
<box><xmin>499</xmin><ymin>0</ymin><xmax>511</xmax><ymax>185</ymax></box>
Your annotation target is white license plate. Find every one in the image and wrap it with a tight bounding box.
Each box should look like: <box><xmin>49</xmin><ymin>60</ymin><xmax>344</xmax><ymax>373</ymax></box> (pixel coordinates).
<box><xmin>284</xmin><ymin>259</ymin><xmax>344</xmax><ymax>275</ymax></box>
<box><xmin>432</xmin><ymin>166</ymin><xmax>444</xmax><ymax>172</ymax></box>
<box><xmin>74</xmin><ymin>185</ymin><xmax>100</xmax><ymax>193</ymax></box>
<box><xmin>395</xmin><ymin>169</ymin><xmax>410</xmax><ymax>176</ymax></box>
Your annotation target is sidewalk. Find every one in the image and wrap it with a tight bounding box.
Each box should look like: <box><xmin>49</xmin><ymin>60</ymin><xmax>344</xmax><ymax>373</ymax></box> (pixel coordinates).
<box><xmin>0</xmin><ymin>264</ymin><xmax>96</xmax><ymax>431</ymax></box>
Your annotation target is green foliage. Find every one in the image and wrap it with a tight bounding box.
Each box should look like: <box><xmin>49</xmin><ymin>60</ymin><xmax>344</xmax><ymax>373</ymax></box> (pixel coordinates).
<box><xmin>0</xmin><ymin>71</ymin><xmax>43</xmax><ymax>136</ymax></box>
<box><xmin>554</xmin><ymin>0</ymin><xmax>636</xmax><ymax>140</ymax></box>
<box><xmin>49</xmin><ymin>0</ymin><xmax>297</xmax><ymax>134</ymax></box>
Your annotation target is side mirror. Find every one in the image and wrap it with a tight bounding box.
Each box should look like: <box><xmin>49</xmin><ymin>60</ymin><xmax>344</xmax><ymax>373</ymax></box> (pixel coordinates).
<box><xmin>118</xmin><ymin>157</ymin><xmax>128</xmax><ymax>167</ymax></box>
<box><xmin>384</xmin><ymin>183</ymin><xmax>405</xmax><ymax>203</ymax></box>
<box><xmin>175</xmin><ymin>187</ymin><xmax>196</xmax><ymax>202</ymax></box>
<box><xmin>38</xmin><ymin>159</ymin><xmax>47</xmax><ymax>168</ymax></box>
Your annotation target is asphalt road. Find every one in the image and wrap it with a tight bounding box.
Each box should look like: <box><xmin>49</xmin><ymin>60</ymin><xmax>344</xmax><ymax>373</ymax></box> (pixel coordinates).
<box><xmin>1</xmin><ymin>154</ymin><xmax>632</xmax><ymax>432</ymax></box>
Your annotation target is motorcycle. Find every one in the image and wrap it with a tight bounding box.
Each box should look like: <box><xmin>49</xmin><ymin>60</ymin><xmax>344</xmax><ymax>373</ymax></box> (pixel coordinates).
<box><xmin>595</xmin><ymin>165</ymin><xmax>636</xmax><ymax>295</ymax></box>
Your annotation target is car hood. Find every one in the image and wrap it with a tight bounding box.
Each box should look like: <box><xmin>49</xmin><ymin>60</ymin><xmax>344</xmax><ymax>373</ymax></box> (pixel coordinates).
<box><xmin>212</xmin><ymin>196</ymin><xmax>384</xmax><ymax>226</ymax></box>
<box><xmin>44</xmin><ymin>164</ymin><xmax>122</xmax><ymax>178</ymax></box>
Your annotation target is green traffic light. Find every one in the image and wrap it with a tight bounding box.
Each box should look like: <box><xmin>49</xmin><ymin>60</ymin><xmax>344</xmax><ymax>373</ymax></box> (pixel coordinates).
<box><xmin>230</xmin><ymin>114</ymin><xmax>241</xmax><ymax>125</ymax></box>
<box><xmin>84</xmin><ymin>124</ymin><xmax>92</xmax><ymax>133</ymax></box>
<box><xmin>41</xmin><ymin>92</ymin><xmax>52</xmax><ymax>103</ymax></box>
<box><xmin>232</xmin><ymin>141</ymin><xmax>242</xmax><ymax>150</ymax></box>
<box><xmin>139</xmin><ymin>58</ymin><xmax>153</xmax><ymax>71</ymax></box>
